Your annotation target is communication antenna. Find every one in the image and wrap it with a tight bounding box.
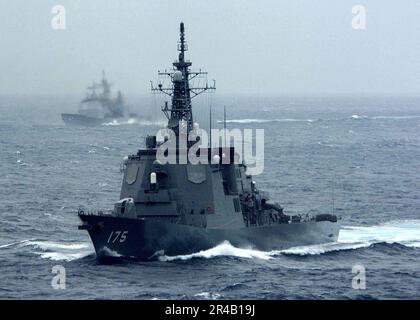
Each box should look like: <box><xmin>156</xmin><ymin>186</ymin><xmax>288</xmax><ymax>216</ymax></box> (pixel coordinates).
<box><xmin>209</xmin><ymin>104</ymin><xmax>212</xmax><ymax>148</ymax></box>
<box><xmin>332</xmin><ymin>172</ymin><xmax>336</xmax><ymax>215</ymax></box>
<box><xmin>223</xmin><ymin>105</ymin><xmax>227</xmax><ymax>147</ymax></box>
<box><xmin>150</xmin><ymin>22</ymin><xmax>215</xmax><ymax>134</ymax></box>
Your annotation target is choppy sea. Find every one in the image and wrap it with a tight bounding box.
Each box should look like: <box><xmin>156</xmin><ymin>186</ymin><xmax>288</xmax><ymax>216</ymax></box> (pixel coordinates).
<box><xmin>0</xmin><ymin>94</ymin><xmax>419</xmax><ymax>299</ymax></box>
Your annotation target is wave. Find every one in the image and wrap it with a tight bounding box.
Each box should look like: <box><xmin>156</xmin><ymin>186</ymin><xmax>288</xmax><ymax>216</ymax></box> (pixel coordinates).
<box><xmin>338</xmin><ymin>219</ymin><xmax>420</xmax><ymax>247</ymax></box>
<box><xmin>372</xmin><ymin>115</ymin><xmax>420</xmax><ymax>120</ymax></box>
<box><xmin>25</xmin><ymin>241</ymin><xmax>90</xmax><ymax>251</ymax></box>
<box><xmin>0</xmin><ymin>239</ymin><xmax>34</xmax><ymax>249</ymax></box>
<box><xmin>279</xmin><ymin>241</ymin><xmax>373</xmax><ymax>255</ymax></box>
<box><xmin>351</xmin><ymin>114</ymin><xmax>420</xmax><ymax>121</ymax></box>
<box><xmin>351</xmin><ymin>114</ymin><xmax>368</xmax><ymax>120</ymax></box>
<box><xmin>194</xmin><ymin>292</ymin><xmax>222</xmax><ymax>300</ymax></box>
<box><xmin>217</xmin><ymin>115</ymin><xmax>420</xmax><ymax>124</ymax></box>
<box><xmin>159</xmin><ymin>220</ymin><xmax>420</xmax><ymax>261</ymax></box>
<box><xmin>158</xmin><ymin>241</ymin><xmax>274</xmax><ymax>261</ymax></box>
<box><xmin>282</xmin><ymin>220</ymin><xmax>420</xmax><ymax>256</ymax></box>
<box><xmin>11</xmin><ymin>220</ymin><xmax>418</xmax><ymax>262</ymax></box>
<box><xmin>22</xmin><ymin>240</ymin><xmax>93</xmax><ymax>261</ymax></box>
<box><xmin>218</xmin><ymin>118</ymin><xmax>314</xmax><ymax>124</ymax></box>
<box><xmin>97</xmin><ymin>246</ymin><xmax>122</xmax><ymax>258</ymax></box>
<box><xmin>102</xmin><ymin>118</ymin><xmax>166</xmax><ymax>126</ymax></box>
<box><xmin>33</xmin><ymin>251</ymin><xmax>91</xmax><ymax>261</ymax></box>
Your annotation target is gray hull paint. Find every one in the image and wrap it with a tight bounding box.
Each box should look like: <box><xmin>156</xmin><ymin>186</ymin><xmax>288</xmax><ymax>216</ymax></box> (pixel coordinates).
<box><xmin>79</xmin><ymin>214</ymin><xmax>340</xmax><ymax>260</ymax></box>
<box><xmin>61</xmin><ymin>113</ymin><xmax>112</xmax><ymax>126</ymax></box>
<box><xmin>77</xmin><ymin>24</ymin><xmax>342</xmax><ymax>262</ymax></box>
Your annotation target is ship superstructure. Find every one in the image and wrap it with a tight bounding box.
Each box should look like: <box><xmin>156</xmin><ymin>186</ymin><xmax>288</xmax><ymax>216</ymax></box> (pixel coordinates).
<box><xmin>78</xmin><ymin>22</ymin><xmax>340</xmax><ymax>260</ymax></box>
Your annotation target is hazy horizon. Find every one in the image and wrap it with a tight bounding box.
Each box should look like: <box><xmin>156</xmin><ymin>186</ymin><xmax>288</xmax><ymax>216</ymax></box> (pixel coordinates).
<box><xmin>1</xmin><ymin>0</ymin><xmax>420</xmax><ymax>96</ymax></box>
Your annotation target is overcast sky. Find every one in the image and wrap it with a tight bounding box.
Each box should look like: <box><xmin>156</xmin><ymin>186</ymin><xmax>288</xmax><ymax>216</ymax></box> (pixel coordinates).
<box><xmin>1</xmin><ymin>0</ymin><xmax>420</xmax><ymax>96</ymax></box>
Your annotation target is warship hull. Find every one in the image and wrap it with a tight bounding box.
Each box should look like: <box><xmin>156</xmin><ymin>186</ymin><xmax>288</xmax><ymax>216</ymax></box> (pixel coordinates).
<box><xmin>79</xmin><ymin>214</ymin><xmax>340</xmax><ymax>260</ymax></box>
<box><xmin>61</xmin><ymin>113</ymin><xmax>124</xmax><ymax>127</ymax></box>
<box><xmin>61</xmin><ymin>113</ymin><xmax>110</xmax><ymax>126</ymax></box>
<box><xmin>77</xmin><ymin>23</ymin><xmax>343</xmax><ymax>263</ymax></box>
<box><xmin>61</xmin><ymin>113</ymin><xmax>139</xmax><ymax>126</ymax></box>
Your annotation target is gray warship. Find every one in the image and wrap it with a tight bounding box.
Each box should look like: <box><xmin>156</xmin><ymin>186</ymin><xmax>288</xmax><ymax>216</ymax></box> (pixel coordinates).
<box><xmin>62</xmin><ymin>72</ymin><xmax>136</xmax><ymax>126</ymax></box>
<box><xmin>78</xmin><ymin>23</ymin><xmax>340</xmax><ymax>260</ymax></box>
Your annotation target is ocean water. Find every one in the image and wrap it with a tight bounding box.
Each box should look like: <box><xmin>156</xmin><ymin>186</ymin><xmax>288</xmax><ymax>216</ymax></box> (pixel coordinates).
<box><xmin>0</xmin><ymin>94</ymin><xmax>419</xmax><ymax>299</ymax></box>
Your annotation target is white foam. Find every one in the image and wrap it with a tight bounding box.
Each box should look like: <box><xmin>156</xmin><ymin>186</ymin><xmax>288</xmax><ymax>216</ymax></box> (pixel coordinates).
<box><xmin>34</xmin><ymin>251</ymin><xmax>90</xmax><ymax>261</ymax></box>
<box><xmin>16</xmin><ymin>159</ymin><xmax>28</xmax><ymax>166</ymax></box>
<box><xmin>25</xmin><ymin>241</ymin><xmax>90</xmax><ymax>251</ymax></box>
<box><xmin>194</xmin><ymin>292</ymin><xmax>222</xmax><ymax>300</ymax></box>
<box><xmin>405</xmin><ymin>241</ymin><xmax>420</xmax><ymax>248</ymax></box>
<box><xmin>280</xmin><ymin>219</ymin><xmax>420</xmax><ymax>256</ymax></box>
<box><xmin>338</xmin><ymin>219</ymin><xmax>420</xmax><ymax>245</ymax></box>
<box><xmin>0</xmin><ymin>242</ymin><xmax>16</xmax><ymax>249</ymax></box>
<box><xmin>102</xmin><ymin>120</ymin><xmax>123</xmax><ymax>126</ymax></box>
<box><xmin>351</xmin><ymin>114</ymin><xmax>368</xmax><ymax>120</ymax></box>
<box><xmin>158</xmin><ymin>241</ymin><xmax>273</xmax><ymax>261</ymax></box>
<box><xmin>0</xmin><ymin>239</ymin><xmax>33</xmax><ymax>249</ymax></box>
<box><xmin>23</xmin><ymin>240</ymin><xmax>93</xmax><ymax>261</ymax></box>
<box><xmin>16</xmin><ymin>220</ymin><xmax>419</xmax><ymax>262</ymax></box>
<box><xmin>218</xmin><ymin>118</ymin><xmax>312</xmax><ymax>124</ymax></box>
<box><xmin>279</xmin><ymin>241</ymin><xmax>372</xmax><ymax>256</ymax></box>
<box><xmin>159</xmin><ymin>220</ymin><xmax>420</xmax><ymax>260</ymax></box>
<box><xmin>98</xmin><ymin>246</ymin><xmax>122</xmax><ymax>258</ymax></box>
<box><xmin>372</xmin><ymin>115</ymin><xmax>420</xmax><ymax>120</ymax></box>
<box><xmin>102</xmin><ymin>119</ymin><xmax>166</xmax><ymax>126</ymax></box>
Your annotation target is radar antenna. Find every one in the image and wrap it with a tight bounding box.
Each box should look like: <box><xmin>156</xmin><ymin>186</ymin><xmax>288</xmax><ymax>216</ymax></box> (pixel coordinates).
<box><xmin>151</xmin><ymin>22</ymin><xmax>216</xmax><ymax>134</ymax></box>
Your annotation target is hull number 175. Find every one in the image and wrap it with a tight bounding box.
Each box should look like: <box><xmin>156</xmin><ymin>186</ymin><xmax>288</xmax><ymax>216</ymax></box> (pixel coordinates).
<box><xmin>107</xmin><ymin>231</ymin><xmax>128</xmax><ymax>243</ymax></box>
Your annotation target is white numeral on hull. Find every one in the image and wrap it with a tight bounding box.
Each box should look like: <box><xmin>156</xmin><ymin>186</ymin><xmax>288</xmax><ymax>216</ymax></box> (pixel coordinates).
<box><xmin>107</xmin><ymin>231</ymin><xmax>128</xmax><ymax>243</ymax></box>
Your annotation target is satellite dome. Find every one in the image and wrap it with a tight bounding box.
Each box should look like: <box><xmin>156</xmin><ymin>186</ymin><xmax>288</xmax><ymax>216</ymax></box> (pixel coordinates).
<box><xmin>212</xmin><ymin>155</ymin><xmax>220</xmax><ymax>164</ymax></box>
<box><xmin>173</xmin><ymin>71</ymin><xmax>183</xmax><ymax>82</ymax></box>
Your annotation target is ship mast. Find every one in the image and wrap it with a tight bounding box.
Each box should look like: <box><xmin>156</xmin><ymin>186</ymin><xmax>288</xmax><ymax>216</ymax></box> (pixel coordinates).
<box><xmin>101</xmin><ymin>70</ymin><xmax>112</xmax><ymax>98</ymax></box>
<box><xmin>151</xmin><ymin>22</ymin><xmax>216</xmax><ymax>135</ymax></box>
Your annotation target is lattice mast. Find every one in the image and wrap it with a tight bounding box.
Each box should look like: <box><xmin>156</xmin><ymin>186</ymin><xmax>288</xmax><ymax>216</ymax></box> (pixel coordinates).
<box><xmin>151</xmin><ymin>22</ymin><xmax>215</xmax><ymax>134</ymax></box>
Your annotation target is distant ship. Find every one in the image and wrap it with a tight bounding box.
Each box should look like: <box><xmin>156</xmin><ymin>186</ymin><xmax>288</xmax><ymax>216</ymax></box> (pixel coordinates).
<box><xmin>62</xmin><ymin>72</ymin><xmax>137</xmax><ymax>126</ymax></box>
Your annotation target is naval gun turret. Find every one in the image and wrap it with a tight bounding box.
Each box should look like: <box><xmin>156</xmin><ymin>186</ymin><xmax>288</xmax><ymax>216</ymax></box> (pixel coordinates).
<box><xmin>78</xmin><ymin>22</ymin><xmax>340</xmax><ymax>260</ymax></box>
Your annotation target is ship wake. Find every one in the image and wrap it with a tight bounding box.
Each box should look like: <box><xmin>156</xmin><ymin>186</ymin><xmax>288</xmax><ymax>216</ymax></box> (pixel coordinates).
<box><xmin>159</xmin><ymin>220</ymin><xmax>420</xmax><ymax>261</ymax></box>
<box><xmin>5</xmin><ymin>220</ymin><xmax>417</xmax><ymax>262</ymax></box>
<box><xmin>102</xmin><ymin>118</ymin><xmax>166</xmax><ymax>126</ymax></box>
<box><xmin>158</xmin><ymin>241</ymin><xmax>274</xmax><ymax>261</ymax></box>
<box><xmin>22</xmin><ymin>240</ymin><xmax>94</xmax><ymax>261</ymax></box>
<box><xmin>219</xmin><ymin>118</ymin><xmax>314</xmax><ymax>124</ymax></box>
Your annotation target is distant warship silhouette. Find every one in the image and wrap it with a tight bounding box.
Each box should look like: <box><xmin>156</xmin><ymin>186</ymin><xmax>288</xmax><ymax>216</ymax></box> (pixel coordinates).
<box><xmin>78</xmin><ymin>23</ymin><xmax>340</xmax><ymax>260</ymax></box>
<box><xmin>62</xmin><ymin>72</ymin><xmax>136</xmax><ymax>126</ymax></box>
